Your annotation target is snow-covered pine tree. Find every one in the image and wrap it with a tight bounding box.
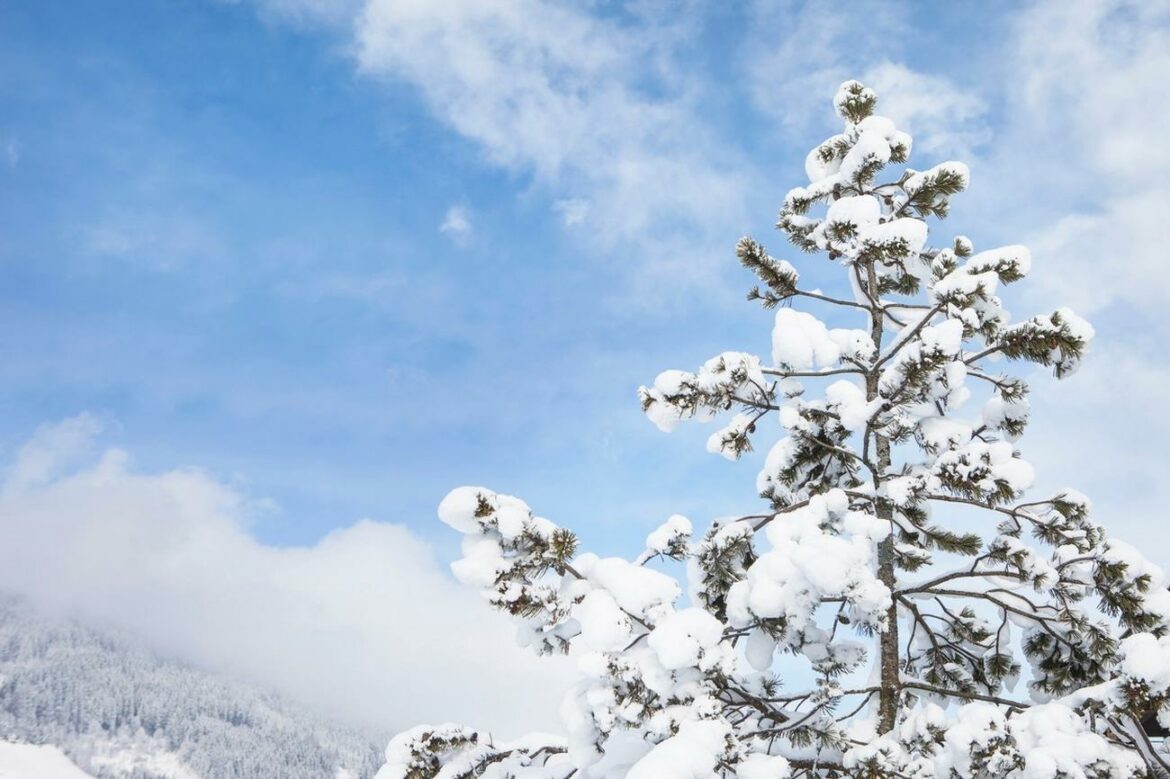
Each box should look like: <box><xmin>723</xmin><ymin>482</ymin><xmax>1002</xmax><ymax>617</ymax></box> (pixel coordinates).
<box><xmin>376</xmin><ymin>81</ymin><xmax>1170</xmax><ymax>778</ymax></box>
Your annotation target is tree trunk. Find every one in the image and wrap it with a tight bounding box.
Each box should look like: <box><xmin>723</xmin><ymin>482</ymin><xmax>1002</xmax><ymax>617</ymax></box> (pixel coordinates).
<box><xmin>865</xmin><ymin>260</ymin><xmax>900</xmax><ymax>734</ymax></box>
<box><xmin>874</xmin><ymin>435</ymin><xmax>899</xmax><ymax>733</ymax></box>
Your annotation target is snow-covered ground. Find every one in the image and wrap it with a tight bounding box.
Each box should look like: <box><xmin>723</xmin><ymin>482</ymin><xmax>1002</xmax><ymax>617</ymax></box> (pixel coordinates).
<box><xmin>87</xmin><ymin>738</ymin><xmax>199</xmax><ymax>779</ymax></box>
<box><xmin>0</xmin><ymin>742</ymin><xmax>92</xmax><ymax>778</ymax></box>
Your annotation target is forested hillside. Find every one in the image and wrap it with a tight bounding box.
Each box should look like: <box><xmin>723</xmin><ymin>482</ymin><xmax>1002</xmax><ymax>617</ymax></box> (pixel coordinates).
<box><xmin>0</xmin><ymin>596</ymin><xmax>383</xmax><ymax>779</ymax></box>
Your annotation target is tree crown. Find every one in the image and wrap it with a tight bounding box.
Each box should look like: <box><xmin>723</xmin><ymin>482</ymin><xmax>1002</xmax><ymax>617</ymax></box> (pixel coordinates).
<box><xmin>377</xmin><ymin>80</ymin><xmax>1170</xmax><ymax>779</ymax></box>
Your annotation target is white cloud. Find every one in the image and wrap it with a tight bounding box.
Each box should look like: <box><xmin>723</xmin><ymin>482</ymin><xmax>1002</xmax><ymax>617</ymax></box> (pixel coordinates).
<box><xmin>1010</xmin><ymin>0</ymin><xmax>1170</xmax><ymax>183</ymax></box>
<box><xmin>6</xmin><ymin>414</ymin><xmax>106</xmax><ymax>490</ymax></box>
<box><xmin>0</xmin><ymin>416</ymin><xmax>574</xmax><ymax>737</ymax></box>
<box><xmin>439</xmin><ymin>204</ymin><xmax>472</xmax><ymax>242</ymax></box>
<box><xmin>1022</xmin><ymin>190</ymin><xmax>1170</xmax><ymax>316</ymax></box>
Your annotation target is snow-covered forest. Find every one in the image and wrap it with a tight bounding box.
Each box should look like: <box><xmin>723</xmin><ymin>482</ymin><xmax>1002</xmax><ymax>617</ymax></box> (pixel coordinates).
<box><xmin>0</xmin><ymin>596</ymin><xmax>382</xmax><ymax>778</ymax></box>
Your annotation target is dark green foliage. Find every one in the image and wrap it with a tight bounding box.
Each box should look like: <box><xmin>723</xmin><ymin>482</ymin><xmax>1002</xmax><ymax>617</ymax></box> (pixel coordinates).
<box><xmin>899</xmin><ymin>167</ymin><xmax>968</xmax><ymax>219</ymax></box>
<box><xmin>1024</xmin><ymin>621</ymin><xmax>1119</xmax><ymax>697</ymax></box>
<box><xmin>1095</xmin><ymin>555</ymin><xmax>1167</xmax><ymax>636</ymax></box>
<box><xmin>692</xmin><ymin>526</ymin><xmax>756</xmax><ymax>622</ymax></box>
<box><xmin>994</xmin><ymin>310</ymin><xmax>1092</xmax><ymax>378</ymax></box>
<box><xmin>738</xmin><ymin>236</ymin><xmax>799</xmax><ymax>309</ymax></box>
<box><xmin>835</xmin><ymin>81</ymin><xmax>876</xmax><ymax>124</ymax></box>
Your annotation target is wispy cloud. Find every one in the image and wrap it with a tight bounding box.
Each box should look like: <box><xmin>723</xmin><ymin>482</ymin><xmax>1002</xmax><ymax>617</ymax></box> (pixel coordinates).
<box><xmin>997</xmin><ymin>0</ymin><xmax>1170</xmax><ymax>317</ymax></box>
<box><xmin>237</xmin><ymin>1</ymin><xmax>990</xmax><ymax>309</ymax></box>
<box><xmin>347</xmin><ymin>0</ymin><xmax>751</xmax><ymax>302</ymax></box>
<box><xmin>742</xmin><ymin>0</ymin><xmax>905</xmax><ymax>132</ymax></box>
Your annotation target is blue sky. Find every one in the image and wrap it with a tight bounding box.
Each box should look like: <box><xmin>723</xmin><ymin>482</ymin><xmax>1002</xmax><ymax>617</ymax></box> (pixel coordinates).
<box><xmin>1</xmin><ymin>0</ymin><xmax>771</xmax><ymax>548</ymax></box>
<box><xmin>1</xmin><ymin>0</ymin><xmax>1168</xmax><ymax>736</ymax></box>
<box><xmin>0</xmin><ymin>1</ymin><xmax>1011</xmax><ymax>547</ymax></box>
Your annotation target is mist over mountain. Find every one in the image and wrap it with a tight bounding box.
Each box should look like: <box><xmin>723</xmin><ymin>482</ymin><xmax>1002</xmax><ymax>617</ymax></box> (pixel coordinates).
<box><xmin>0</xmin><ymin>596</ymin><xmax>384</xmax><ymax>778</ymax></box>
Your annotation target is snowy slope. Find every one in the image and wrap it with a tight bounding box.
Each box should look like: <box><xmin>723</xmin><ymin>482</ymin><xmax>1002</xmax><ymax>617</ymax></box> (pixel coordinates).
<box><xmin>0</xmin><ymin>742</ymin><xmax>93</xmax><ymax>778</ymax></box>
<box><xmin>0</xmin><ymin>596</ymin><xmax>383</xmax><ymax>779</ymax></box>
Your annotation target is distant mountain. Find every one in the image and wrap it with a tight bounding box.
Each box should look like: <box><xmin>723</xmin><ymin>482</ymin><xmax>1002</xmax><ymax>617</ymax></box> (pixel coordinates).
<box><xmin>0</xmin><ymin>596</ymin><xmax>384</xmax><ymax>778</ymax></box>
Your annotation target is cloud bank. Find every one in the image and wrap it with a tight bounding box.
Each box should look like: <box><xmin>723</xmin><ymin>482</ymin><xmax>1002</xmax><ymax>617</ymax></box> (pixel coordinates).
<box><xmin>0</xmin><ymin>416</ymin><xmax>573</xmax><ymax>737</ymax></box>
